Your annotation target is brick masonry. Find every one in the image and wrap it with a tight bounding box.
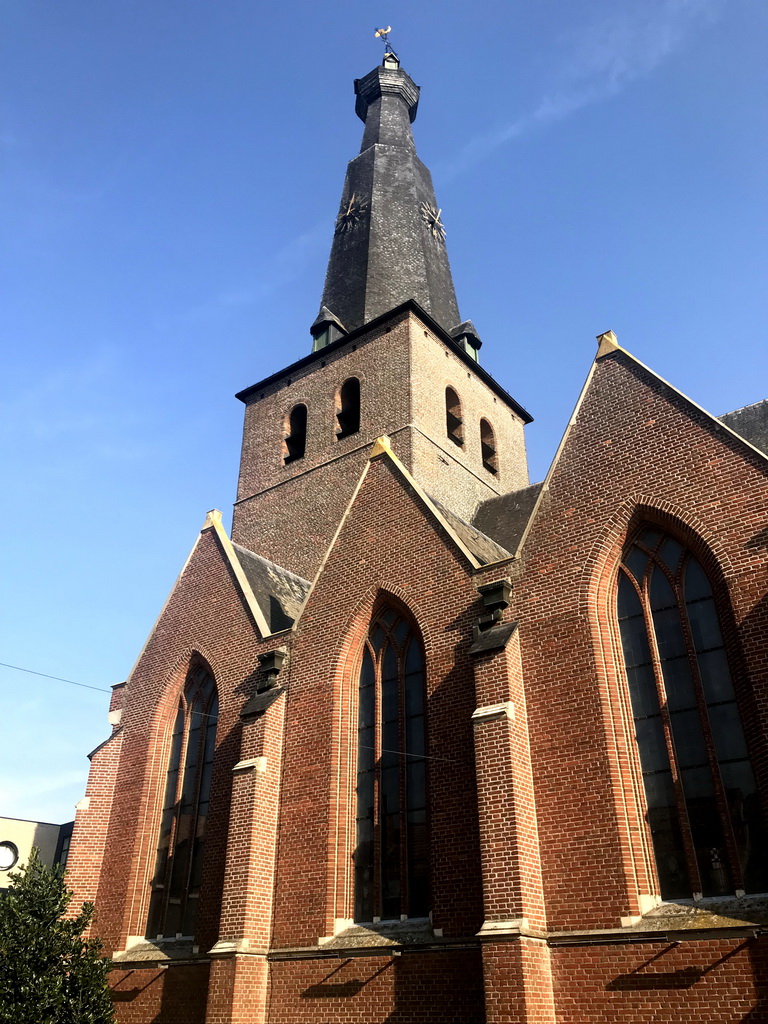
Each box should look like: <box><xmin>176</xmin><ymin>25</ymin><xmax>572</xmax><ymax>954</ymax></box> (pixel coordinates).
<box><xmin>233</xmin><ymin>308</ymin><xmax>528</xmax><ymax>579</ymax></box>
<box><xmin>67</xmin><ymin>326</ymin><xmax>768</xmax><ymax>1023</ymax></box>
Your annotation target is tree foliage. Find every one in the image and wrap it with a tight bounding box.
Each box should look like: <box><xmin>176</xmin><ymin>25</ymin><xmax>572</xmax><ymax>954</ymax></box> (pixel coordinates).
<box><xmin>0</xmin><ymin>850</ymin><xmax>114</xmax><ymax>1024</ymax></box>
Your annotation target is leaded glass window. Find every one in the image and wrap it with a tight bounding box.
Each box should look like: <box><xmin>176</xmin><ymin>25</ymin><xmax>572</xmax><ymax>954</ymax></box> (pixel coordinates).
<box><xmin>355</xmin><ymin>606</ymin><xmax>429</xmax><ymax>922</ymax></box>
<box><xmin>617</xmin><ymin>528</ymin><xmax>767</xmax><ymax>899</ymax></box>
<box><xmin>147</xmin><ymin>664</ymin><xmax>218</xmax><ymax>939</ymax></box>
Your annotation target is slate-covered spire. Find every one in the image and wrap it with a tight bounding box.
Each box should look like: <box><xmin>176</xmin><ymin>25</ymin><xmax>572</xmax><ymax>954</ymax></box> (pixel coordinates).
<box><xmin>313</xmin><ymin>54</ymin><xmax>461</xmax><ymax>345</ymax></box>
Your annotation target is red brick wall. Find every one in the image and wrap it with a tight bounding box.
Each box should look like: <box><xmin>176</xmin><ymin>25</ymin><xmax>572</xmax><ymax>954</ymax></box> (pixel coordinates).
<box><xmin>482</xmin><ymin>940</ymin><xmax>555</xmax><ymax>1023</ymax></box>
<box><xmin>270</xmin><ymin>450</ymin><xmax>488</xmax><ymax>946</ymax></box>
<box><xmin>80</xmin><ymin>525</ymin><xmax>271</xmax><ymax>955</ymax></box>
<box><xmin>65</xmin><ymin>724</ymin><xmax>124</xmax><ymax>928</ymax></box>
<box><xmin>75</xmin><ymin>340</ymin><xmax>768</xmax><ymax>1024</ymax></box>
<box><xmin>110</xmin><ymin>963</ymin><xmax>211</xmax><ymax>1024</ymax></box>
<box><xmin>268</xmin><ymin>950</ymin><xmax>485</xmax><ymax>1024</ymax></box>
<box><xmin>207</xmin><ymin>956</ymin><xmax>269</xmax><ymax>1024</ymax></box>
<box><xmin>515</xmin><ymin>350</ymin><xmax>768</xmax><ymax>931</ymax></box>
<box><xmin>472</xmin><ymin>636</ymin><xmax>547</xmax><ymax>933</ymax></box>
<box><xmin>551</xmin><ymin>936</ymin><xmax>768</xmax><ymax>1022</ymax></box>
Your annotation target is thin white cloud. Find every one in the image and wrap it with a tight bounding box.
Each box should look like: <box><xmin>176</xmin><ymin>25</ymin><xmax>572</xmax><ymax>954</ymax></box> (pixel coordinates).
<box><xmin>2</xmin><ymin>770</ymin><xmax>88</xmax><ymax>822</ymax></box>
<box><xmin>443</xmin><ymin>0</ymin><xmax>724</xmax><ymax>179</ymax></box>
<box><xmin>167</xmin><ymin>220</ymin><xmax>329</xmax><ymax>327</ymax></box>
<box><xmin>0</xmin><ymin>351</ymin><xmax>116</xmax><ymax>440</ymax></box>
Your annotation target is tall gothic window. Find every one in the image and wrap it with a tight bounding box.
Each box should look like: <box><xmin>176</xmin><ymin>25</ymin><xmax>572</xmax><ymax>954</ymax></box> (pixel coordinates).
<box><xmin>616</xmin><ymin>527</ymin><xmax>767</xmax><ymax>899</ymax></box>
<box><xmin>147</xmin><ymin>664</ymin><xmax>218</xmax><ymax>939</ymax></box>
<box><xmin>355</xmin><ymin>606</ymin><xmax>429</xmax><ymax>922</ymax></box>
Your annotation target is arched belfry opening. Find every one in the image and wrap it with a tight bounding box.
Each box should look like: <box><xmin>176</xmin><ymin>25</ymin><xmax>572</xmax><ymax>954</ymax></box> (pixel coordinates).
<box><xmin>283</xmin><ymin>404</ymin><xmax>307</xmax><ymax>464</ymax></box>
<box><xmin>336</xmin><ymin>377</ymin><xmax>361</xmax><ymax>438</ymax></box>
<box><xmin>480</xmin><ymin>418</ymin><xmax>498</xmax><ymax>474</ymax></box>
<box><xmin>445</xmin><ymin>386</ymin><xmax>464</xmax><ymax>447</ymax></box>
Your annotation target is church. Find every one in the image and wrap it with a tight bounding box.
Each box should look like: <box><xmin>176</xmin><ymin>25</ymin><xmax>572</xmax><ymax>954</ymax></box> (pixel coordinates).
<box><xmin>65</xmin><ymin>50</ymin><xmax>768</xmax><ymax>1023</ymax></box>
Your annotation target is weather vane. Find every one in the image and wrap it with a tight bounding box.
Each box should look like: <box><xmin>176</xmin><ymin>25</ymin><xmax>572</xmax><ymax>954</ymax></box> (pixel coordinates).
<box><xmin>374</xmin><ymin>26</ymin><xmax>399</xmax><ymax>61</ymax></box>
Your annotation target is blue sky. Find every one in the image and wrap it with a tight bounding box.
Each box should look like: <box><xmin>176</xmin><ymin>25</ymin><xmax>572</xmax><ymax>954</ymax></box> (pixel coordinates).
<box><xmin>1</xmin><ymin>0</ymin><xmax>766</xmax><ymax>823</ymax></box>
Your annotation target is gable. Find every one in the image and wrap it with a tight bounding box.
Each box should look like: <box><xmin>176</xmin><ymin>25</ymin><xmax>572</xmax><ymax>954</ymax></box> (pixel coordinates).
<box><xmin>522</xmin><ymin>345</ymin><xmax>768</xmax><ymax>565</ymax></box>
<box><xmin>300</xmin><ymin>435</ymin><xmax>515</xmax><ymax>618</ymax></box>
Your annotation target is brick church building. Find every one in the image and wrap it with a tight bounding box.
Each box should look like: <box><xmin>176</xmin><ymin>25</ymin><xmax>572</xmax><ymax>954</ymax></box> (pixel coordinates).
<box><xmin>65</xmin><ymin>52</ymin><xmax>768</xmax><ymax>1023</ymax></box>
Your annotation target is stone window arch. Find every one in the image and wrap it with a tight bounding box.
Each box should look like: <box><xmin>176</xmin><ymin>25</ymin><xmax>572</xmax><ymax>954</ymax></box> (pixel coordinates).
<box><xmin>616</xmin><ymin>526</ymin><xmax>767</xmax><ymax>899</ymax></box>
<box><xmin>445</xmin><ymin>386</ymin><xmax>464</xmax><ymax>447</ymax></box>
<box><xmin>480</xmin><ymin>417</ymin><xmax>497</xmax><ymax>474</ymax></box>
<box><xmin>336</xmin><ymin>377</ymin><xmax>361</xmax><ymax>438</ymax></box>
<box><xmin>146</xmin><ymin>662</ymin><xmax>218</xmax><ymax>939</ymax></box>
<box><xmin>354</xmin><ymin>603</ymin><xmax>430</xmax><ymax>922</ymax></box>
<box><xmin>283</xmin><ymin>403</ymin><xmax>307</xmax><ymax>464</ymax></box>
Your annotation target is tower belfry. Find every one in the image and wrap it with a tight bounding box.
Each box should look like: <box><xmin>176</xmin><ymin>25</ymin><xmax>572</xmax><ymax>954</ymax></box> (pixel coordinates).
<box><xmin>232</xmin><ymin>55</ymin><xmax>531</xmax><ymax>579</ymax></box>
<box><xmin>313</xmin><ymin>52</ymin><xmax>463</xmax><ymax>348</ymax></box>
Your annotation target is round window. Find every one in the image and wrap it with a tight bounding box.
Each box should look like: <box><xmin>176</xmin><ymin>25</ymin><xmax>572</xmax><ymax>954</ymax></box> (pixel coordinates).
<box><xmin>0</xmin><ymin>841</ymin><xmax>19</xmax><ymax>871</ymax></box>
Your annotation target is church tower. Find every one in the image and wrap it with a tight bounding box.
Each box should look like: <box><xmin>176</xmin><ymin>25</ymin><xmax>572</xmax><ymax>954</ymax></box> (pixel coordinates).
<box><xmin>231</xmin><ymin>52</ymin><xmax>531</xmax><ymax>580</ymax></box>
<box><xmin>65</xmin><ymin>39</ymin><xmax>768</xmax><ymax>1024</ymax></box>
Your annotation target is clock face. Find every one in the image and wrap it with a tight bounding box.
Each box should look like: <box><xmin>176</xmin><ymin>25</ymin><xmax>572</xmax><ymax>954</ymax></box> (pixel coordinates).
<box><xmin>0</xmin><ymin>841</ymin><xmax>19</xmax><ymax>871</ymax></box>
<box><xmin>335</xmin><ymin>192</ymin><xmax>369</xmax><ymax>235</ymax></box>
<box><xmin>420</xmin><ymin>201</ymin><xmax>446</xmax><ymax>243</ymax></box>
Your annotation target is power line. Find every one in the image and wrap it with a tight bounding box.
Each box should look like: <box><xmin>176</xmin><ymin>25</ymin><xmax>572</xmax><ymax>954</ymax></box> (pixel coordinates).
<box><xmin>0</xmin><ymin>665</ymin><xmax>466</xmax><ymax>761</ymax></box>
<box><xmin>0</xmin><ymin>662</ymin><xmax>112</xmax><ymax>694</ymax></box>
<box><xmin>0</xmin><ymin>662</ymin><xmax>221</xmax><ymax>724</ymax></box>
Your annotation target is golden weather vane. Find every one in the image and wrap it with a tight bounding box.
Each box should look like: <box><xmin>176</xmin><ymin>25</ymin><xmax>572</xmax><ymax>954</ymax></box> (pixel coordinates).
<box><xmin>374</xmin><ymin>25</ymin><xmax>399</xmax><ymax>61</ymax></box>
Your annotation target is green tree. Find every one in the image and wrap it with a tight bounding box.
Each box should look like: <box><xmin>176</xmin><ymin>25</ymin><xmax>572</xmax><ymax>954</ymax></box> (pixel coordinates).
<box><xmin>0</xmin><ymin>850</ymin><xmax>114</xmax><ymax>1024</ymax></box>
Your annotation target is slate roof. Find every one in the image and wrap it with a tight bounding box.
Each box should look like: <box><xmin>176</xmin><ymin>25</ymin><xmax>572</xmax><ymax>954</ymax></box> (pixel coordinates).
<box><xmin>428</xmin><ymin>496</ymin><xmax>512</xmax><ymax>565</ymax></box>
<box><xmin>320</xmin><ymin>62</ymin><xmax>461</xmax><ymax>336</ymax></box>
<box><xmin>472</xmin><ymin>482</ymin><xmax>544</xmax><ymax>556</ymax></box>
<box><xmin>720</xmin><ymin>398</ymin><xmax>768</xmax><ymax>456</ymax></box>
<box><xmin>231</xmin><ymin>544</ymin><xmax>311</xmax><ymax>632</ymax></box>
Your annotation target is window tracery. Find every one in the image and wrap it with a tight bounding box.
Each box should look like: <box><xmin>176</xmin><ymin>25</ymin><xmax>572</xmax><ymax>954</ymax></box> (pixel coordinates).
<box><xmin>355</xmin><ymin>605</ymin><xmax>429</xmax><ymax>922</ymax></box>
<box><xmin>616</xmin><ymin>527</ymin><xmax>767</xmax><ymax>898</ymax></box>
<box><xmin>147</xmin><ymin>663</ymin><xmax>218</xmax><ymax>939</ymax></box>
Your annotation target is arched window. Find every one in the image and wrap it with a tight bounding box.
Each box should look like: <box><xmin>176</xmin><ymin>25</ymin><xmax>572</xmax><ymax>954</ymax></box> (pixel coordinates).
<box><xmin>480</xmin><ymin>418</ymin><xmax>497</xmax><ymax>474</ymax></box>
<box><xmin>337</xmin><ymin>377</ymin><xmax>361</xmax><ymax>438</ymax></box>
<box><xmin>616</xmin><ymin>527</ymin><xmax>767</xmax><ymax>899</ymax></box>
<box><xmin>355</xmin><ymin>605</ymin><xmax>429</xmax><ymax>922</ymax></box>
<box><xmin>147</xmin><ymin>664</ymin><xmax>218</xmax><ymax>939</ymax></box>
<box><xmin>283</xmin><ymin>403</ymin><xmax>307</xmax><ymax>464</ymax></box>
<box><xmin>445</xmin><ymin>387</ymin><xmax>463</xmax><ymax>447</ymax></box>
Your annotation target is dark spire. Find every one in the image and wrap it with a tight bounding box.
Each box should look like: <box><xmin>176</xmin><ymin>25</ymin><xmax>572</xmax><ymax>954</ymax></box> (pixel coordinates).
<box><xmin>314</xmin><ymin>56</ymin><xmax>461</xmax><ymax>344</ymax></box>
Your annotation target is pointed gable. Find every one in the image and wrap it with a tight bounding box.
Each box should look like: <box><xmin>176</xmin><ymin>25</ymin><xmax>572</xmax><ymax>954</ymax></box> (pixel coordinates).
<box><xmin>520</xmin><ymin>340</ymin><xmax>768</xmax><ymax>564</ymax></box>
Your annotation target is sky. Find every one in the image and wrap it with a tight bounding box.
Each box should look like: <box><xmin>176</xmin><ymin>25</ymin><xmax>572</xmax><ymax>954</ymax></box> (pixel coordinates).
<box><xmin>1</xmin><ymin>0</ymin><xmax>766</xmax><ymax>824</ymax></box>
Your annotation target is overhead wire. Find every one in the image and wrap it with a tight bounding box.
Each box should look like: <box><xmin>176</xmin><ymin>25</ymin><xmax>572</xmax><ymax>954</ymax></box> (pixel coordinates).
<box><xmin>0</xmin><ymin>664</ymin><xmax>469</xmax><ymax>763</ymax></box>
<box><xmin>0</xmin><ymin>661</ymin><xmax>113</xmax><ymax>694</ymax></box>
